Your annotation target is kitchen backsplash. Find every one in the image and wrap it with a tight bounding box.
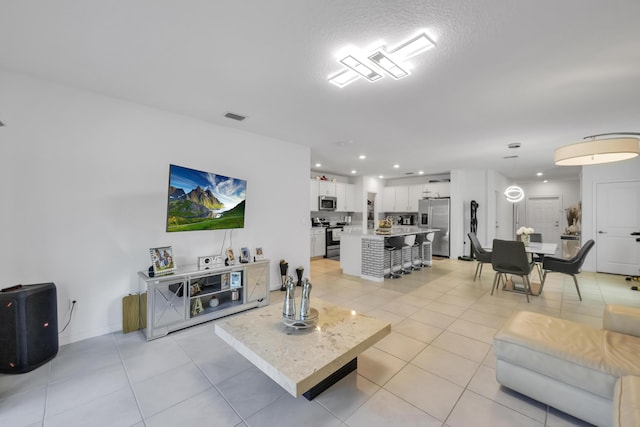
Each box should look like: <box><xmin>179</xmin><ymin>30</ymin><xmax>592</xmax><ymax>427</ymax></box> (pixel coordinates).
<box><xmin>310</xmin><ymin>211</ymin><xmax>362</xmax><ymax>224</ymax></box>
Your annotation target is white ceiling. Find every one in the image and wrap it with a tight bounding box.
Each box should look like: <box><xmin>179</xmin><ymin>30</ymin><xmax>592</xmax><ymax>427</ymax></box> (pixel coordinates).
<box><xmin>1</xmin><ymin>1</ymin><xmax>639</xmax><ymax>182</ymax></box>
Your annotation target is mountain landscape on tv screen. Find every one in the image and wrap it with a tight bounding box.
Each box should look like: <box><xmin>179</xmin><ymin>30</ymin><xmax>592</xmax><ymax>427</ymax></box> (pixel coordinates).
<box><xmin>166</xmin><ymin>165</ymin><xmax>246</xmax><ymax>232</ymax></box>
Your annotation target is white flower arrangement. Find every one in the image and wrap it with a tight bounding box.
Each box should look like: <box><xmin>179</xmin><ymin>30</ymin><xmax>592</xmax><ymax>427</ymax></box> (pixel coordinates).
<box><xmin>516</xmin><ymin>227</ymin><xmax>535</xmax><ymax>235</ymax></box>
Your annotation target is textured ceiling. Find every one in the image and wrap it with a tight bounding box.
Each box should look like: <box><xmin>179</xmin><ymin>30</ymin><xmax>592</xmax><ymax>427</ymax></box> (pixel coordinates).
<box><xmin>1</xmin><ymin>0</ymin><xmax>639</xmax><ymax>182</ymax></box>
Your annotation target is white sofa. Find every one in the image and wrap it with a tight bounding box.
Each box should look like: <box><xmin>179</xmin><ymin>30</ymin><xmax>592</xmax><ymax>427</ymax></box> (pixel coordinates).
<box><xmin>494</xmin><ymin>305</ymin><xmax>640</xmax><ymax>427</ymax></box>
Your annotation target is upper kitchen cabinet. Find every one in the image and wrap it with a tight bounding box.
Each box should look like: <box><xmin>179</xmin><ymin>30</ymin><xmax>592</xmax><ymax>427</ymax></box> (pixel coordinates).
<box><xmin>408</xmin><ymin>185</ymin><xmax>424</xmax><ymax>211</ymax></box>
<box><xmin>336</xmin><ymin>183</ymin><xmax>359</xmax><ymax>212</ymax></box>
<box><xmin>318</xmin><ymin>180</ymin><xmax>336</xmax><ymax>197</ymax></box>
<box><xmin>424</xmin><ymin>182</ymin><xmax>450</xmax><ymax>198</ymax></box>
<box><xmin>310</xmin><ymin>180</ymin><xmax>320</xmax><ymax>211</ymax></box>
<box><xmin>383</xmin><ymin>185</ymin><xmax>424</xmax><ymax>212</ymax></box>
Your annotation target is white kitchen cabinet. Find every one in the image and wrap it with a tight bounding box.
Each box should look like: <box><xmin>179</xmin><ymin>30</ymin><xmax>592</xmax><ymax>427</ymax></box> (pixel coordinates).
<box><xmin>408</xmin><ymin>185</ymin><xmax>424</xmax><ymax>211</ymax></box>
<box><xmin>384</xmin><ymin>185</ymin><xmax>428</xmax><ymax>212</ymax></box>
<box><xmin>382</xmin><ymin>186</ymin><xmax>396</xmax><ymax>212</ymax></box>
<box><xmin>346</xmin><ymin>183</ymin><xmax>361</xmax><ymax>212</ymax></box>
<box><xmin>310</xmin><ymin>228</ymin><xmax>326</xmax><ymax>257</ymax></box>
<box><xmin>395</xmin><ymin>186</ymin><xmax>409</xmax><ymax>211</ymax></box>
<box><xmin>423</xmin><ymin>182</ymin><xmax>450</xmax><ymax>198</ymax></box>
<box><xmin>310</xmin><ymin>180</ymin><xmax>319</xmax><ymax>211</ymax></box>
<box><xmin>336</xmin><ymin>183</ymin><xmax>358</xmax><ymax>212</ymax></box>
<box><xmin>318</xmin><ymin>180</ymin><xmax>336</xmax><ymax>197</ymax></box>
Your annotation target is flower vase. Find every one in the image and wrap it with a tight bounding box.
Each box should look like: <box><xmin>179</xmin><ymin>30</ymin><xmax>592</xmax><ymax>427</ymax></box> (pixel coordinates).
<box><xmin>521</xmin><ymin>234</ymin><xmax>530</xmax><ymax>246</ymax></box>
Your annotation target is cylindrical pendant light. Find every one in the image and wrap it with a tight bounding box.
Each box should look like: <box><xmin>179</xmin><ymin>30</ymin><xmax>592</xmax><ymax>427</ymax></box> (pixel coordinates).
<box><xmin>554</xmin><ymin>134</ymin><xmax>640</xmax><ymax>166</ymax></box>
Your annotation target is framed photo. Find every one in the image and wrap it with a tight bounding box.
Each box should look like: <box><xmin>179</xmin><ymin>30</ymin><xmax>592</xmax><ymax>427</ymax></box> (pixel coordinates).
<box><xmin>150</xmin><ymin>246</ymin><xmax>176</xmax><ymax>276</ymax></box>
<box><xmin>240</xmin><ymin>247</ymin><xmax>250</xmax><ymax>263</ymax></box>
<box><xmin>221</xmin><ymin>273</ymin><xmax>230</xmax><ymax>290</ymax></box>
<box><xmin>226</xmin><ymin>248</ymin><xmax>235</xmax><ymax>264</ymax></box>
<box><xmin>255</xmin><ymin>247</ymin><xmax>264</xmax><ymax>259</ymax></box>
<box><xmin>230</xmin><ymin>271</ymin><xmax>242</xmax><ymax>288</ymax></box>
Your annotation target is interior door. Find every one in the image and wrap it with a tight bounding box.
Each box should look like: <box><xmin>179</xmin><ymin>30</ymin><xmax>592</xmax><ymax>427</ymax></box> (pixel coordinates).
<box><xmin>596</xmin><ymin>180</ymin><xmax>640</xmax><ymax>276</ymax></box>
<box><xmin>526</xmin><ymin>196</ymin><xmax>561</xmax><ymax>250</ymax></box>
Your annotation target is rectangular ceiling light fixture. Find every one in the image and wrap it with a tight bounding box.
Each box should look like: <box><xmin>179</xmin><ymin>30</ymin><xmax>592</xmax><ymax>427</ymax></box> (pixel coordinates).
<box><xmin>368</xmin><ymin>51</ymin><xmax>409</xmax><ymax>79</ymax></box>
<box><xmin>328</xmin><ymin>69</ymin><xmax>360</xmax><ymax>88</ymax></box>
<box><xmin>390</xmin><ymin>32</ymin><xmax>436</xmax><ymax>61</ymax></box>
<box><xmin>339</xmin><ymin>55</ymin><xmax>383</xmax><ymax>82</ymax></box>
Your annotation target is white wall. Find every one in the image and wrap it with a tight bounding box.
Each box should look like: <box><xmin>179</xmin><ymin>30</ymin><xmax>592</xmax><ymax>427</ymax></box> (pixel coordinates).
<box><xmin>581</xmin><ymin>157</ymin><xmax>640</xmax><ymax>271</ymax></box>
<box><xmin>450</xmin><ymin>169</ymin><xmax>489</xmax><ymax>258</ymax></box>
<box><xmin>0</xmin><ymin>70</ymin><xmax>310</xmax><ymax>345</ymax></box>
<box><xmin>516</xmin><ymin>179</ymin><xmax>581</xmax><ymax>233</ymax></box>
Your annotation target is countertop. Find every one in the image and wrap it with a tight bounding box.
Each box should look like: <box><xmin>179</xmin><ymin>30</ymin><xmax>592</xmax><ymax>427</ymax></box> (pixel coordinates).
<box><xmin>342</xmin><ymin>226</ymin><xmax>439</xmax><ymax>239</ymax></box>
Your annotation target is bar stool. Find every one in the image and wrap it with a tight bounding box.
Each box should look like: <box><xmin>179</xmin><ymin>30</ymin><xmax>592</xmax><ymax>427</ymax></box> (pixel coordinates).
<box><xmin>397</xmin><ymin>235</ymin><xmax>412</xmax><ymax>275</ymax></box>
<box><xmin>413</xmin><ymin>233</ymin><xmax>426</xmax><ymax>268</ymax></box>
<box><xmin>405</xmin><ymin>234</ymin><xmax>421</xmax><ymax>270</ymax></box>
<box><xmin>423</xmin><ymin>232</ymin><xmax>435</xmax><ymax>267</ymax></box>
<box><xmin>384</xmin><ymin>236</ymin><xmax>404</xmax><ymax>279</ymax></box>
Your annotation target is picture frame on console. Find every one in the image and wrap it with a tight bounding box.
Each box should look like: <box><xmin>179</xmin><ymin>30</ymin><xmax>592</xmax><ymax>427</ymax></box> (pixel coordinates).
<box><xmin>226</xmin><ymin>248</ymin><xmax>235</xmax><ymax>265</ymax></box>
<box><xmin>255</xmin><ymin>247</ymin><xmax>264</xmax><ymax>259</ymax></box>
<box><xmin>150</xmin><ymin>246</ymin><xmax>176</xmax><ymax>276</ymax></box>
<box><xmin>240</xmin><ymin>247</ymin><xmax>250</xmax><ymax>263</ymax></box>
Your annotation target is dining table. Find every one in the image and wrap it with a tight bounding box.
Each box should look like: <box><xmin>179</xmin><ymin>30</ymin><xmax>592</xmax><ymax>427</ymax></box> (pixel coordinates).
<box><xmin>484</xmin><ymin>241</ymin><xmax>559</xmax><ymax>297</ymax></box>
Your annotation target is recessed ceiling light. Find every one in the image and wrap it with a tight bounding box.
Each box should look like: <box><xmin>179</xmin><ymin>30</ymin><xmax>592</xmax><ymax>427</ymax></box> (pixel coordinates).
<box><xmin>378</xmin><ymin>175</ymin><xmax>384</xmax><ymax>179</ymax></box>
<box><xmin>543</xmin><ymin>180</ymin><xmax>549</xmax><ymax>183</ymax></box>
<box><xmin>393</xmin><ymin>164</ymin><xmax>400</xmax><ymax>168</ymax></box>
<box><xmin>315</xmin><ymin>163</ymin><xmax>322</xmax><ymax>168</ymax></box>
<box><xmin>418</xmin><ymin>171</ymin><xmax>424</xmax><ymax>175</ymax></box>
<box><xmin>351</xmin><ymin>170</ymin><xmax>357</xmax><ymax>174</ymax></box>
<box><xmin>359</xmin><ymin>155</ymin><xmax>366</xmax><ymax>159</ymax></box>
<box><xmin>536</xmin><ymin>172</ymin><xmax>543</xmax><ymax>176</ymax></box>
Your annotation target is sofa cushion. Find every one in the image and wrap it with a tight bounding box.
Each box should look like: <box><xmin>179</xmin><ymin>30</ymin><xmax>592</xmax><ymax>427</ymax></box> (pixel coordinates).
<box><xmin>604</xmin><ymin>305</ymin><xmax>640</xmax><ymax>338</ymax></box>
<box><xmin>494</xmin><ymin>311</ymin><xmax>640</xmax><ymax>399</ymax></box>
<box><xmin>614</xmin><ymin>376</ymin><xmax>640</xmax><ymax>427</ymax></box>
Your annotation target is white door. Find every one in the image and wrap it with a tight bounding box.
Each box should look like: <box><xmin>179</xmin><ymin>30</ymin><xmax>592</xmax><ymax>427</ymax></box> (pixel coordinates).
<box><xmin>526</xmin><ymin>196</ymin><xmax>561</xmax><ymax>251</ymax></box>
<box><xmin>596</xmin><ymin>180</ymin><xmax>640</xmax><ymax>276</ymax></box>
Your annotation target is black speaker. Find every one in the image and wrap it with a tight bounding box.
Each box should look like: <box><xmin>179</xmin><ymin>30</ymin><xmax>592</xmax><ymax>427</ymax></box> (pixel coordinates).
<box><xmin>0</xmin><ymin>282</ymin><xmax>58</xmax><ymax>374</ymax></box>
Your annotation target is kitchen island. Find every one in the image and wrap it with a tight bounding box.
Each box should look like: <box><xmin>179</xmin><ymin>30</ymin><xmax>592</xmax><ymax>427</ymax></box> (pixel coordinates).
<box><xmin>340</xmin><ymin>226</ymin><xmax>439</xmax><ymax>282</ymax></box>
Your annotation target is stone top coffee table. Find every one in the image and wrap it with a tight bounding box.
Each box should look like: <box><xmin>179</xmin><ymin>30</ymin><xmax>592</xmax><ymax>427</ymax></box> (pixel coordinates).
<box><xmin>214</xmin><ymin>298</ymin><xmax>391</xmax><ymax>400</ymax></box>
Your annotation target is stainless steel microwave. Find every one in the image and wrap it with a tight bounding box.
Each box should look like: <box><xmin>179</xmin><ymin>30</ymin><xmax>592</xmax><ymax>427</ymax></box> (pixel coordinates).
<box><xmin>318</xmin><ymin>196</ymin><xmax>337</xmax><ymax>211</ymax></box>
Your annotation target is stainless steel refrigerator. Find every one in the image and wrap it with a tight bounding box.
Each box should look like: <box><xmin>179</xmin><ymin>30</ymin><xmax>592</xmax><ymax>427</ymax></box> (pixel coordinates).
<box><xmin>418</xmin><ymin>198</ymin><xmax>450</xmax><ymax>257</ymax></box>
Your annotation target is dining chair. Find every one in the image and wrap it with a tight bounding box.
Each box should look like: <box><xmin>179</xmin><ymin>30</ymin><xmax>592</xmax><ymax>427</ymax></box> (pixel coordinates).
<box><xmin>491</xmin><ymin>239</ymin><xmax>536</xmax><ymax>302</ymax></box>
<box><xmin>468</xmin><ymin>232</ymin><xmax>492</xmax><ymax>281</ymax></box>
<box><xmin>540</xmin><ymin>239</ymin><xmax>595</xmax><ymax>301</ymax></box>
<box><xmin>528</xmin><ymin>233</ymin><xmax>544</xmax><ymax>280</ymax></box>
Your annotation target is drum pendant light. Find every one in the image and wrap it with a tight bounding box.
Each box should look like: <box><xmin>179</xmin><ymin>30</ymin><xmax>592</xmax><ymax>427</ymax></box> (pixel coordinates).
<box><xmin>555</xmin><ymin>133</ymin><xmax>640</xmax><ymax>166</ymax></box>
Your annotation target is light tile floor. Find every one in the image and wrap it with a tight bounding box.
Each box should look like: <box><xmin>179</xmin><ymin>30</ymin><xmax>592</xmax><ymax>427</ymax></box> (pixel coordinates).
<box><xmin>2</xmin><ymin>258</ymin><xmax>640</xmax><ymax>426</ymax></box>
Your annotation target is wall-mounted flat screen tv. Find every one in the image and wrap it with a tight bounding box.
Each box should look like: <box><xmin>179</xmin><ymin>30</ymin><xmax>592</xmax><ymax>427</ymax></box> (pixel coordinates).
<box><xmin>166</xmin><ymin>164</ymin><xmax>247</xmax><ymax>232</ymax></box>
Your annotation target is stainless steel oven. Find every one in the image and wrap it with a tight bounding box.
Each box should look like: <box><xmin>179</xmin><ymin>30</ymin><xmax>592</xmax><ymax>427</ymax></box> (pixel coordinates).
<box><xmin>325</xmin><ymin>225</ymin><xmax>343</xmax><ymax>260</ymax></box>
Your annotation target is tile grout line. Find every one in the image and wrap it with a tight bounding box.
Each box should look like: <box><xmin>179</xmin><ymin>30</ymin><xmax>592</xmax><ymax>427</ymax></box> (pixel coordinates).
<box><xmin>113</xmin><ymin>332</ymin><xmax>148</xmax><ymax>427</ymax></box>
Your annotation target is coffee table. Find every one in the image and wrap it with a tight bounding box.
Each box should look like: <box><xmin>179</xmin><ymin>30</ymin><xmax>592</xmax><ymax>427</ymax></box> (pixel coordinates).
<box><xmin>214</xmin><ymin>298</ymin><xmax>391</xmax><ymax>400</ymax></box>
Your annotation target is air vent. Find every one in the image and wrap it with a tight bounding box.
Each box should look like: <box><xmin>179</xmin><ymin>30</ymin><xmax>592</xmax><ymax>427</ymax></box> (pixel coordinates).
<box><xmin>224</xmin><ymin>112</ymin><xmax>247</xmax><ymax>121</ymax></box>
<box><xmin>508</xmin><ymin>142</ymin><xmax>521</xmax><ymax>149</ymax></box>
<box><xmin>503</xmin><ymin>155</ymin><xmax>519</xmax><ymax>159</ymax></box>
<box><xmin>405</xmin><ymin>172</ymin><xmax>415</xmax><ymax>175</ymax></box>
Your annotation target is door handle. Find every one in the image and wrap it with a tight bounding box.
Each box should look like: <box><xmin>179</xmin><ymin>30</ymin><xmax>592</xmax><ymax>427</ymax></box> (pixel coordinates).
<box><xmin>598</xmin><ymin>230</ymin><xmax>607</xmax><ymax>234</ymax></box>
